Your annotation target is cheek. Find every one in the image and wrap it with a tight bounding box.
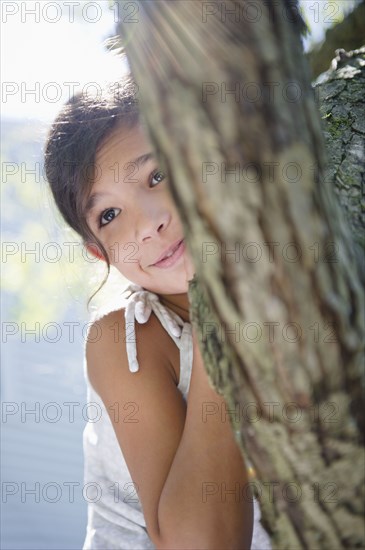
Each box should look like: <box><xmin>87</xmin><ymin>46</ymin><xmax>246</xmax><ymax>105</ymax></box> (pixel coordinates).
<box><xmin>106</xmin><ymin>241</ymin><xmax>140</xmax><ymax>268</ymax></box>
<box><xmin>121</xmin><ymin>242</ymin><xmax>140</xmax><ymax>265</ymax></box>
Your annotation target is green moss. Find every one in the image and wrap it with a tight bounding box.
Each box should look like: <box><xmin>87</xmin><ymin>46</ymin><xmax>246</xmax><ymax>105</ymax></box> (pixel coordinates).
<box><xmin>323</xmin><ymin>112</ymin><xmax>352</xmax><ymax>139</ymax></box>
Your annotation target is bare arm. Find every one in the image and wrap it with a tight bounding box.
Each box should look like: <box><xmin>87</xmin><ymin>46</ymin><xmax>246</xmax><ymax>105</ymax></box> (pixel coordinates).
<box><xmin>87</xmin><ymin>310</ymin><xmax>253</xmax><ymax>550</ymax></box>
<box><xmin>157</xmin><ymin>328</ymin><xmax>253</xmax><ymax>550</ymax></box>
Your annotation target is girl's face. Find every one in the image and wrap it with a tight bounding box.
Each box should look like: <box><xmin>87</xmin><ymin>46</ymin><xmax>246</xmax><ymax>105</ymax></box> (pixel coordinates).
<box><xmin>85</xmin><ymin>124</ymin><xmax>190</xmax><ymax>295</ymax></box>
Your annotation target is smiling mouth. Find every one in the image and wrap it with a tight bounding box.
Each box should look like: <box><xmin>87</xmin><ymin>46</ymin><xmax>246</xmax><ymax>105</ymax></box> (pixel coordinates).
<box><xmin>150</xmin><ymin>239</ymin><xmax>185</xmax><ymax>268</ymax></box>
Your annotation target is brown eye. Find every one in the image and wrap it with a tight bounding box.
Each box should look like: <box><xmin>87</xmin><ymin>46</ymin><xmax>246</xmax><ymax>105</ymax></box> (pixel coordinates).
<box><xmin>150</xmin><ymin>170</ymin><xmax>165</xmax><ymax>187</ymax></box>
<box><xmin>100</xmin><ymin>208</ymin><xmax>121</xmax><ymax>227</ymax></box>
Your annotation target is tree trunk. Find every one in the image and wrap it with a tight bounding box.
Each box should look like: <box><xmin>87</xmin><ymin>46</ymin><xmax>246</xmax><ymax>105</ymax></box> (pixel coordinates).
<box><xmin>117</xmin><ymin>1</ymin><xmax>365</xmax><ymax>548</ymax></box>
<box><xmin>314</xmin><ymin>46</ymin><xmax>365</xmax><ymax>265</ymax></box>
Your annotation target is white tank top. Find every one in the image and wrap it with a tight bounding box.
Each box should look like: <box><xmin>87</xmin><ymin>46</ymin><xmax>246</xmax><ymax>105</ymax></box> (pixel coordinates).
<box><xmin>82</xmin><ymin>284</ymin><xmax>272</xmax><ymax>549</ymax></box>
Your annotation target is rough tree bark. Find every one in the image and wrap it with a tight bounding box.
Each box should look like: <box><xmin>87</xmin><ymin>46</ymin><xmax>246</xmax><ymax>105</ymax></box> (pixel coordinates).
<box><xmin>314</xmin><ymin>46</ymin><xmax>365</xmax><ymax>261</ymax></box>
<box><xmin>117</xmin><ymin>1</ymin><xmax>364</xmax><ymax>548</ymax></box>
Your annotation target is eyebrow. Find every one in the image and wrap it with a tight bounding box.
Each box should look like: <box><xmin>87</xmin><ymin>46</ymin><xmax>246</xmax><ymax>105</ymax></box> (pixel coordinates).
<box><xmin>84</xmin><ymin>152</ymin><xmax>154</xmax><ymax>215</ymax></box>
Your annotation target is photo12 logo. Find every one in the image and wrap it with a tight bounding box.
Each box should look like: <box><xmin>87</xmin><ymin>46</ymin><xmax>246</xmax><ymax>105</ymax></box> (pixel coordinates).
<box><xmin>201</xmin><ymin>1</ymin><xmax>342</xmax><ymax>25</ymax></box>
<box><xmin>1</xmin><ymin>2</ymin><xmax>139</xmax><ymax>24</ymax></box>
<box><xmin>1</xmin><ymin>480</ymin><xmax>140</xmax><ymax>504</ymax></box>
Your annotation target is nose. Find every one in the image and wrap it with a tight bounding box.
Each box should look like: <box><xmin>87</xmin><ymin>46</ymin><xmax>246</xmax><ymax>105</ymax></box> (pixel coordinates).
<box><xmin>135</xmin><ymin>201</ymin><xmax>171</xmax><ymax>243</ymax></box>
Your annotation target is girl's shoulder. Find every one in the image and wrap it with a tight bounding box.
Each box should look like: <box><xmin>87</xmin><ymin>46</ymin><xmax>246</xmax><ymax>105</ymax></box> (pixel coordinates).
<box><xmin>85</xmin><ymin>303</ymin><xmax>180</xmax><ymax>393</ymax></box>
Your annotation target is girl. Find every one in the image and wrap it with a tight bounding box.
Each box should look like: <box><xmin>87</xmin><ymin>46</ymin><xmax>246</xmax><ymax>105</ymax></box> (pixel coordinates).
<box><xmin>44</xmin><ymin>78</ymin><xmax>271</xmax><ymax>550</ymax></box>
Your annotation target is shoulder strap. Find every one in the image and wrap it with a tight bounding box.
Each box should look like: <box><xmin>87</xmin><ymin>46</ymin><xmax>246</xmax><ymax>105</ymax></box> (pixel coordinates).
<box><xmin>122</xmin><ymin>285</ymin><xmax>192</xmax><ymax>387</ymax></box>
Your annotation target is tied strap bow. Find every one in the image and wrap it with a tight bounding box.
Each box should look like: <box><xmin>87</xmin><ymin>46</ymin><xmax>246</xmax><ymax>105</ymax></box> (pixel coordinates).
<box><xmin>122</xmin><ymin>284</ymin><xmax>192</xmax><ymax>374</ymax></box>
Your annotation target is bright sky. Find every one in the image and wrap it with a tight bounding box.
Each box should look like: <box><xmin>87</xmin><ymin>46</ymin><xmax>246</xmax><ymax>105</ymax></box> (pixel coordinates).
<box><xmin>0</xmin><ymin>0</ymin><xmax>358</xmax><ymax>121</ymax></box>
<box><xmin>1</xmin><ymin>0</ymin><xmax>127</xmax><ymax>121</ymax></box>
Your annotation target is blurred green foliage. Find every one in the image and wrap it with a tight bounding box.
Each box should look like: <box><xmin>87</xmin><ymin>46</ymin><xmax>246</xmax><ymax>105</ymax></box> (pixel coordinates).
<box><xmin>306</xmin><ymin>0</ymin><xmax>365</xmax><ymax>77</ymax></box>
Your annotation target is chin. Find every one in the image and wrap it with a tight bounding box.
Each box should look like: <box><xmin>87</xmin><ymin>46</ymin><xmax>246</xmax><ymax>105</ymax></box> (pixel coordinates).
<box><xmin>154</xmin><ymin>279</ymin><xmax>189</xmax><ymax>295</ymax></box>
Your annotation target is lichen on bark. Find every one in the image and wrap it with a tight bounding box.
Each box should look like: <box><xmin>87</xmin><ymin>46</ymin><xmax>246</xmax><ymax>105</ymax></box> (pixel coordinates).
<box><xmin>314</xmin><ymin>46</ymin><xmax>365</xmax><ymax>260</ymax></box>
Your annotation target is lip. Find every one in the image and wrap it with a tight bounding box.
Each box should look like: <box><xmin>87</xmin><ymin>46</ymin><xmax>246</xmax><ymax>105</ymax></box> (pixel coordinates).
<box><xmin>150</xmin><ymin>239</ymin><xmax>185</xmax><ymax>268</ymax></box>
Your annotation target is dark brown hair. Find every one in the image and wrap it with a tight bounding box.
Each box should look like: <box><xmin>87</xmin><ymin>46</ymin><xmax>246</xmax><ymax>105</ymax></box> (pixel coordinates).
<box><xmin>44</xmin><ymin>76</ymin><xmax>140</xmax><ymax>300</ymax></box>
